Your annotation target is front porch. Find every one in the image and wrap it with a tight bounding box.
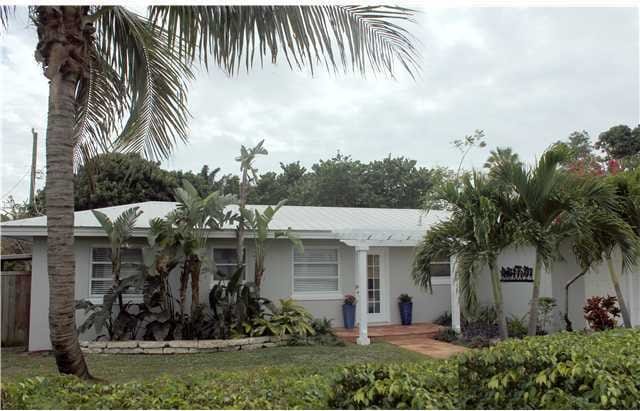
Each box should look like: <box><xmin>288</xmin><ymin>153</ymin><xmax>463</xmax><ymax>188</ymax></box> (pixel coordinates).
<box><xmin>335</xmin><ymin>323</ymin><xmax>468</xmax><ymax>359</ymax></box>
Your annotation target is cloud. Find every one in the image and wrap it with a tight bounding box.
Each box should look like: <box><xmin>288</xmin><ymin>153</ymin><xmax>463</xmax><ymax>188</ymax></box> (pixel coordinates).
<box><xmin>1</xmin><ymin>7</ymin><xmax>638</xmax><ymax>203</ymax></box>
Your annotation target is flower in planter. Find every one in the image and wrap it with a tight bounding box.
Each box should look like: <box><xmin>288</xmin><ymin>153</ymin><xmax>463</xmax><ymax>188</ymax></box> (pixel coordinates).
<box><xmin>398</xmin><ymin>294</ymin><xmax>412</xmax><ymax>303</ymax></box>
<box><xmin>344</xmin><ymin>294</ymin><xmax>356</xmax><ymax>305</ymax></box>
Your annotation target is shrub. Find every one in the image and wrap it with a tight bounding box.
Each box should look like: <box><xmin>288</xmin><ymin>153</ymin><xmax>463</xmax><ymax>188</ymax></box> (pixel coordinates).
<box><xmin>329</xmin><ymin>362</ymin><xmax>458</xmax><ymax>409</ymax></box>
<box><xmin>458</xmin><ymin>328</ymin><xmax>640</xmax><ymax>409</ymax></box>
<box><xmin>507</xmin><ymin>315</ymin><xmax>528</xmax><ymax>339</ymax></box>
<box><xmin>1</xmin><ymin>368</ymin><xmax>330</xmax><ymax>409</ymax></box>
<box><xmin>245</xmin><ymin>299</ymin><xmax>316</xmax><ymax>338</ymax></box>
<box><xmin>434</xmin><ymin>327</ymin><xmax>458</xmax><ymax>343</ymax></box>
<box><xmin>584</xmin><ymin>295</ymin><xmax>621</xmax><ymax>331</ymax></box>
<box><xmin>433</xmin><ymin>311</ymin><xmax>452</xmax><ymax>326</ymax></box>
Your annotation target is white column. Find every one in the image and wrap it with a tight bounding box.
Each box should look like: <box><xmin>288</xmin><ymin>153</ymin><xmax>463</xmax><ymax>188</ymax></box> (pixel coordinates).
<box><xmin>356</xmin><ymin>245</ymin><xmax>370</xmax><ymax>345</ymax></box>
<box><xmin>450</xmin><ymin>255</ymin><xmax>461</xmax><ymax>333</ymax></box>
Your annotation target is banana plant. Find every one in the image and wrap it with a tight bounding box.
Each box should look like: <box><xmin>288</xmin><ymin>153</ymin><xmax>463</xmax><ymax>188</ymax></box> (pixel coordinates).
<box><xmin>92</xmin><ymin>207</ymin><xmax>143</xmax><ymax>308</ymax></box>
<box><xmin>240</xmin><ymin>200</ymin><xmax>303</xmax><ymax>296</ymax></box>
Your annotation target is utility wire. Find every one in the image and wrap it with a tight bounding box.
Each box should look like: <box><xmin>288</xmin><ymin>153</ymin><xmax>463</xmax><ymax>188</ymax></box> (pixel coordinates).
<box><xmin>2</xmin><ymin>168</ymin><xmax>31</xmax><ymax>200</ymax></box>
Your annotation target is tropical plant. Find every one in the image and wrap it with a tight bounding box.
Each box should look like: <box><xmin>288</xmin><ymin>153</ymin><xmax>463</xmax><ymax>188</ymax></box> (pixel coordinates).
<box><xmin>91</xmin><ymin>207</ymin><xmax>143</xmax><ymax>308</ymax></box>
<box><xmin>492</xmin><ymin>146</ymin><xmax>573</xmax><ymax>336</ymax></box>
<box><xmin>240</xmin><ymin>200</ymin><xmax>303</xmax><ymax>295</ymax></box>
<box><xmin>210</xmin><ymin>267</ymin><xmax>267</xmax><ymax>339</ymax></box>
<box><xmin>413</xmin><ymin>171</ymin><xmax>514</xmax><ymax>339</ymax></box>
<box><xmin>398</xmin><ymin>294</ymin><xmax>413</xmax><ymax>303</ymax></box>
<box><xmin>583</xmin><ymin>295</ymin><xmax>621</xmax><ymax>331</ymax></box>
<box><xmin>167</xmin><ymin>180</ymin><xmax>236</xmax><ymax>315</ymax></box>
<box><xmin>343</xmin><ymin>294</ymin><xmax>356</xmax><ymax>305</ymax></box>
<box><xmin>536</xmin><ymin>296</ymin><xmax>557</xmax><ymax>334</ymax></box>
<box><xmin>235</xmin><ymin>139</ymin><xmax>268</xmax><ymax>272</ymax></box>
<box><xmin>248</xmin><ymin>299</ymin><xmax>316</xmax><ymax>338</ymax></box>
<box><xmin>0</xmin><ymin>4</ymin><xmax>419</xmax><ymax>378</ymax></box>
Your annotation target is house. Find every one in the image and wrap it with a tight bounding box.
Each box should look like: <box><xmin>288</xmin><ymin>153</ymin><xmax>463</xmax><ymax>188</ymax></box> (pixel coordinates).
<box><xmin>1</xmin><ymin>201</ymin><xmax>639</xmax><ymax>351</ymax></box>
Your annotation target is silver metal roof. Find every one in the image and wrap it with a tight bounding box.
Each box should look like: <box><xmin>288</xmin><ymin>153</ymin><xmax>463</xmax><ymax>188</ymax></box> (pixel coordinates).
<box><xmin>1</xmin><ymin>201</ymin><xmax>449</xmax><ymax>244</ymax></box>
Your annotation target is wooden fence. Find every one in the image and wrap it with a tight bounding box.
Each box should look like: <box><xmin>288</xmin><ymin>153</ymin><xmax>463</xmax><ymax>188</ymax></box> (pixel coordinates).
<box><xmin>1</xmin><ymin>271</ymin><xmax>31</xmax><ymax>347</ymax></box>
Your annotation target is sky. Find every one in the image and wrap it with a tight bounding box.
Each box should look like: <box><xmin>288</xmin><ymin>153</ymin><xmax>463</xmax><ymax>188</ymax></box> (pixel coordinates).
<box><xmin>1</xmin><ymin>6</ymin><xmax>639</xmax><ymax>204</ymax></box>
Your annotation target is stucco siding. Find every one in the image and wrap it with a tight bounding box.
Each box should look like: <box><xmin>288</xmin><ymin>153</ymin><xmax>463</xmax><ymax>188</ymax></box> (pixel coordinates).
<box><xmin>388</xmin><ymin>247</ymin><xmax>450</xmax><ymax>323</ymax></box>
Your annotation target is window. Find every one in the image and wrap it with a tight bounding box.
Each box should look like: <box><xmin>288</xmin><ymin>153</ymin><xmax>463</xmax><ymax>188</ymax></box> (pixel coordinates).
<box><xmin>293</xmin><ymin>248</ymin><xmax>339</xmax><ymax>293</ymax></box>
<box><xmin>90</xmin><ymin>248</ymin><xmax>143</xmax><ymax>298</ymax></box>
<box><xmin>213</xmin><ymin>248</ymin><xmax>245</xmax><ymax>281</ymax></box>
<box><xmin>430</xmin><ymin>260</ymin><xmax>451</xmax><ymax>277</ymax></box>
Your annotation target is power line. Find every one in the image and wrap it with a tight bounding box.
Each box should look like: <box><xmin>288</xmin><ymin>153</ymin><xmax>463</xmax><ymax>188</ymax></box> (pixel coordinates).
<box><xmin>2</xmin><ymin>168</ymin><xmax>31</xmax><ymax>200</ymax></box>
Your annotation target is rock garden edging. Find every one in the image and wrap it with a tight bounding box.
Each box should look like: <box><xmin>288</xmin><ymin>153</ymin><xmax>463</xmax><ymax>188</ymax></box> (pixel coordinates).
<box><xmin>80</xmin><ymin>336</ymin><xmax>289</xmax><ymax>354</ymax></box>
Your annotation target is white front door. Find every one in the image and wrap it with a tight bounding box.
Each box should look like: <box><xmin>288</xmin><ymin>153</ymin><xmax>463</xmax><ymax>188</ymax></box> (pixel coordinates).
<box><xmin>367</xmin><ymin>248</ymin><xmax>389</xmax><ymax>323</ymax></box>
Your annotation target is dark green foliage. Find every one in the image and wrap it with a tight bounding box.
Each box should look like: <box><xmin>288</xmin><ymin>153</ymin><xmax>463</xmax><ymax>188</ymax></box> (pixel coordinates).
<box><xmin>1</xmin><ymin>368</ymin><xmax>331</xmax><ymax>409</ymax></box>
<box><xmin>434</xmin><ymin>327</ymin><xmax>458</xmax><ymax>343</ymax></box>
<box><xmin>596</xmin><ymin>124</ymin><xmax>640</xmax><ymax>160</ymax></box>
<box><xmin>398</xmin><ymin>293</ymin><xmax>412</xmax><ymax>303</ymax></box>
<box><xmin>329</xmin><ymin>362</ymin><xmax>458</xmax><ymax>409</ymax></box>
<box><xmin>433</xmin><ymin>311</ymin><xmax>452</xmax><ymax>326</ymax></box>
<box><xmin>74</xmin><ymin>153</ymin><xmax>177</xmax><ymax>210</ymax></box>
<box><xmin>507</xmin><ymin>315</ymin><xmax>528</xmax><ymax>339</ymax></box>
<box><xmin>458</xmin><ymin>329</ymin><xmax>640</xmax><ymax>409</ymax></box>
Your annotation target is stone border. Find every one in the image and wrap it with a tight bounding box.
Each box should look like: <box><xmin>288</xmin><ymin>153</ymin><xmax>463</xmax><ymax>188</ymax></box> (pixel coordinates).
<box><xmin>80</xmin><ymin>336</ymin><xmax>289</xmax><ymax>354</ymax></box>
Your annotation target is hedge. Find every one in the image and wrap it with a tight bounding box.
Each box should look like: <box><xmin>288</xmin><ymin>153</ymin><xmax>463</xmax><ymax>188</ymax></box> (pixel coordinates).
<box><xmin>330</xmin><ymin>329</ymin><xmax>640</xmax><ymax>410</ymax></box>
<box><xmin>3</xmin><ymin>329</ymin><xmax>639</xmax><ymax>409</ymax></box>
<box><xmin>1</xmin><ymin>367</ymin><xmax>330</xmax><ymax>409</ymax></box>
<box><xmin>459</xmin><ymin>328</ymin><xmax>640</xmax><ymax>409</ymax></box>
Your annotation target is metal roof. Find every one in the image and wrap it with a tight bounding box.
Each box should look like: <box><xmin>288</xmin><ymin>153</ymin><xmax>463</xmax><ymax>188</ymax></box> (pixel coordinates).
<box><xmin>1</xmin><ymin>201</ymin><xmax>450</xmax><ymax>245</ymax></box>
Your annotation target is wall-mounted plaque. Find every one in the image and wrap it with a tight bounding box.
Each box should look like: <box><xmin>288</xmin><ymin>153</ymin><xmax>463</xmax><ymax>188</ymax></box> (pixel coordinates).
<box><xmin>500</xmin><ymin>265</ymin><xmax>533</xmax><ymax>282</ymax></box>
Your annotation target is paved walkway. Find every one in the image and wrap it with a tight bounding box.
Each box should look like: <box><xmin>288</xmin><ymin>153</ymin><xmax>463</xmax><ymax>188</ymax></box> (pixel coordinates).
<box><xmin>335</xmin><ymin>323</ymin><xmax>468</xmax><ymax>359</ymax></box>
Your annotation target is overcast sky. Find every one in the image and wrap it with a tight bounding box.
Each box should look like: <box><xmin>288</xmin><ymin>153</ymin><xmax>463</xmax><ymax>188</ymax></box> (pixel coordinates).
<box><xmin>1</xmin><ymin>6</ymin><xmax>638</xmax><ymax>204</ymax></box>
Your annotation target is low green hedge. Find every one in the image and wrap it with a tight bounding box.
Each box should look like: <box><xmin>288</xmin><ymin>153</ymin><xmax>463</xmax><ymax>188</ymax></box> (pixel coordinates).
<box><xmin>330</xmin><ymin>329</ymin><xmax>640</xmax><ymax>409</ymax></box>
<box><xmin>3</xmin><ymin>329</ymin><xmax>639</xmax><ymax>409</ymax></box>
<box><xmin>329</xmin><ymin>361</ymin><xmax>458</xmax><ymax>409</ymax></box>
<box><xmin>1</xmin><ymin>367</ymin><xmax>330</xmax><ymax>409</ymax></box>
<box><xmin>459</xmin><ymin>328</ymin><xmax>640</xmax><ymax>409</ymax></box>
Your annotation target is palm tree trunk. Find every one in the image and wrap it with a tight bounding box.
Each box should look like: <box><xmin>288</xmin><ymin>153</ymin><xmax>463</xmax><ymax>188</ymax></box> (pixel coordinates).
<box><xmin>489</xmin><ymin>262</ymin><xmax>508</xmax><ymax>339</ymax></box>
<box><xmin>527</xmin><ymin>253</ymin><xmax>543</xmax><ymax>336</ymax></box>
<box><xmin>45</xmin><ymin>56</ymin><xmax>91</xmax><ymax>379</ymax></box>
<box><xmin>190</xmin><ymin>256</ymin><xmax>201</xmax><ymax>313</ymax></box>
<box><xmin>236</xmin><ymin>171</ymin><xmax>248</xmax><ymax>271</ymax></box>
<box><xmin>564</xmin><ymin>269</ymin><xmax>587</xmax><ymax>332</ymax></box>
<box><xmin>606</xmin><ymin>256</ymin><xmax>632</xmax><ymax>328</ymax></box>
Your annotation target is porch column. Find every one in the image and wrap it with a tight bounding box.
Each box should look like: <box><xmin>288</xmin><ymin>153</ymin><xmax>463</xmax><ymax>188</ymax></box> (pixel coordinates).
<box><xmin>450</xmin><ymin>254</ymin><xmax>461</xmax><ymax>333</ymax></box>
<box><xmin>355</xmin><ymin>244</ymin><xmax>370</xmax><ymax>345</ymax></box>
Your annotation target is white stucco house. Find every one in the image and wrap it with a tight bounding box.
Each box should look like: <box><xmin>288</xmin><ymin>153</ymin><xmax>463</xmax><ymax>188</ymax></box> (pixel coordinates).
<box><xmin>2</xmin><ymin>201</ymin><xmax>639</xmax><ymax>351</ymax></box>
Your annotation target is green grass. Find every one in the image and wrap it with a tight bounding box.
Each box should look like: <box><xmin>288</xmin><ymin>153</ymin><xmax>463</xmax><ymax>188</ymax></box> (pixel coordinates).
<box><xmin>1</xmin><ymin>342</ymin><xmax>427</xmax><ymax>383</ymax></box>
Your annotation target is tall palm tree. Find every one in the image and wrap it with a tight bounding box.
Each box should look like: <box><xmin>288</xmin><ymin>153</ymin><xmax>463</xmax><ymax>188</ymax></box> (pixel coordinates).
<box><xmin>92</xmin><ymin>207</ymin><xmax>143</xmax><ymax>308</ymax></box>
<box><xmin>413</xmin><ymin>172</ymin><xmax>514</xmax><ymax>339</ymax></box>
<box><xmin>1</xmin><ymin>5</ymin><xmax>419</xmax><ymax>378</ymax></box>
<box><xmin>493</xmin><ymin>147</ymin><xmax>570</xmax><ymax>335</ymax></box>
<box><xmin>236</xmin><ymin>140</ymin><xmax>268</xmax><ymax>272</ymax></box>
<box><xmin>600</xmin><ymin>169</ymin><xmax>640</xmax><ymax>327</ymax></box>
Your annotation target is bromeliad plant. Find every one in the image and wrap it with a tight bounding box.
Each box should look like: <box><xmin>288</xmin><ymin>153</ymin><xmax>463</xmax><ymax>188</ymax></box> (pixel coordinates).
<box><xmin>246</xmin><ymin>299</ymin><xmax>316</xmax><ymax>338</ymax></box>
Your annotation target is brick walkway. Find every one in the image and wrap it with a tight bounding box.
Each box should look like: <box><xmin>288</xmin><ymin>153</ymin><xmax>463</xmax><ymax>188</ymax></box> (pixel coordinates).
<box><xmin>335</xmin><ymin>323</ymin><xmax>468</xmax><ymax>359</ymax></box>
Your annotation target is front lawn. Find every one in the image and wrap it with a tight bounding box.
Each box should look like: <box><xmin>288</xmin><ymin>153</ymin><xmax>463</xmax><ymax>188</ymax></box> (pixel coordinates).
<box><xmin>1</xmin><ymin>341</ymin><xmax>426</xmax><ymax>383</ymax></box>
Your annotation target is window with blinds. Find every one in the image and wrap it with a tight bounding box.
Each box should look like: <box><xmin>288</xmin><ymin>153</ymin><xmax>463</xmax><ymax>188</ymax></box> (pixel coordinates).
<box><xmin>293</xmin><ymin>248</ymin><xmax>339</xmax><ymax>293</ymax></box>
<box><xmin>213</xmin><ymin>248</ymin><xmax>245</xmax><ymax>281</ymax></box>
<box><xmin>90</xmin><ymin>248</ymin><xmax>143</xmax><ymax>298</ymax></box>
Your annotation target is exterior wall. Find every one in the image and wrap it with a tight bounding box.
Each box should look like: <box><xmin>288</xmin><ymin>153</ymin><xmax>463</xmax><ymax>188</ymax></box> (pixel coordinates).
<box><xmin>28</xmin><ymin>237</ymin><xmax>49</xmax><ymax>351</ymax></box>
<box><xmin>388</xmin><ymin>247</ymin><xmax>450</xmax><ymax>324</ymax></box>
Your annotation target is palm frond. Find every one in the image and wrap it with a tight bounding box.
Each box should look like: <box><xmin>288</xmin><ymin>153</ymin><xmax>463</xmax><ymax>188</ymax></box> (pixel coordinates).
<box><xmin>1</xmin><ymin>5</ymin><xmax>14</xmax><ymax>30</ymax></box>
<box><xmin>73</xmin><ymin>47</ymin><xmax>128</xmax><ymax>167</ymax></box>
<box><xmin>94</xmin><ymin>6</ymin><xmax>193</xmax><ymax>161</ymax></box>
<box><xmin>149</xmin><ymin>5</ymin><xmax>420</xmax><ymax>78</ymax></box>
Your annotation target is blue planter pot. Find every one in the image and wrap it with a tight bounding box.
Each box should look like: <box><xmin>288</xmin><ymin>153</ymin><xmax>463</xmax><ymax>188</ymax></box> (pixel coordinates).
<box><xmin>399</xmin><ymin>302</ymin><xmax>413</xmax><ymax>325</ymax></box>
<box><xmin>343</xmin><ymin>304</ymin><xmax>356</xmax><ymax>329</ymax></box>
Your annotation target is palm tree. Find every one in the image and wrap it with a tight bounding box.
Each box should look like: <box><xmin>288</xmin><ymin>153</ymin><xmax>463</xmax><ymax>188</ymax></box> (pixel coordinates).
<box><xmin>493</xmin><ymin>147</ymin><xmax>570</xmax><ymax>336</ymax></box>
<box><xmin>1</xmin><ymin>5</ymin><xmax>419</xmax><ymax>378</ymax></box>
<box><xmin>600</xmin><ymin>170</ymin><xmax>640</xmax><ymax>327</ymax></box>
<box><xmin>483</xmin><ymin>147</ymin><xmax>521</xmax><ymax>172</ymax></box>
<box><xmin>236</xmin><ymin>140</ymin><xmax>268</xmax><ymax>273</ymax></box>
<box><xmin>413</xmin><ymin>172</ymin><xmax>514</xmax><ymax>339</ymax></box>
<box><xmin>92</xmin><ymin>207</ymin><xmax>143</xmax><ymax>309</ymax></box>
<box><xmin>240</xmin><ymin>200</ymin><xmax>303</xmax><ymax>296</ymax></box>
